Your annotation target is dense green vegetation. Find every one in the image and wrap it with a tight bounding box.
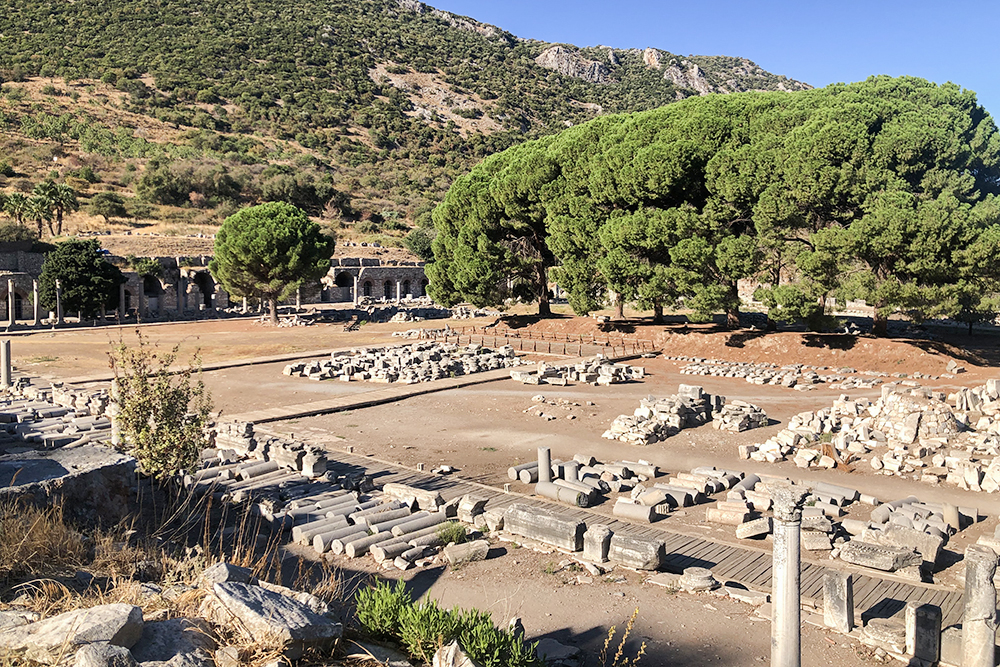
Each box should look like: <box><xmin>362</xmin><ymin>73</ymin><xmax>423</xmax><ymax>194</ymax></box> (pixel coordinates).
<box><xmin>38</xmin><ymin>238</ymin><xmax>124</xmax><ymax>316</ymax></box>
<box><xmin>0</xmin><ymin>0</ymin><xmax>803</xmax><ymax>236</ymax></box>
<box><xmin>428</xmin><ymin>77</ymin><xmax>1000</xmax><ymax>334</ymax></box>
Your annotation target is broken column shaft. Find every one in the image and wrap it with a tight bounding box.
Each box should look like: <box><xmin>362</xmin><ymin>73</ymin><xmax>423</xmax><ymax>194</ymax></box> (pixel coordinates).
<box><xmin>962</xmin><ymin>544</ymin><xmax>997</xmax><ymax>667</ymax></box>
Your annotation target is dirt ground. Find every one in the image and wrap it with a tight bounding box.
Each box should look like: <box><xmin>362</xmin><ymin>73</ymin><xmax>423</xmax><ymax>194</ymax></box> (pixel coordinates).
<box><xmin>14</xmin><ymin>314</ymin><xmax>1000</xmax><ymax>666</ymax></box>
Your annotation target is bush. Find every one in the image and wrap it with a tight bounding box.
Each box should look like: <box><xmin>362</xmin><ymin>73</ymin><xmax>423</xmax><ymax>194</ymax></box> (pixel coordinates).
<box><xmin>355</xmin><ymin>579</ymin><xmax>411</xmax><ymax>641</ymax></box>
<box><xmin>354</xmin><ymin>580</ymin><xmax>540</xmax><ymax>667</ymax></box>
<box><xmin>436</xmin><ymin>521</ymin><xmax>466</xmax><ymax>545</ymax></box>
<box><xmin>0</xmin><ymin>221</ymin><xmax>38</xmax><ymax>243</ymax></box>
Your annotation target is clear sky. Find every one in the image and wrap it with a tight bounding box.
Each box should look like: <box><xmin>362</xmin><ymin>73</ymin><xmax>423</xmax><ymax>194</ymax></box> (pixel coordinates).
<box><xmin>427</xmin><ymin>0</ymin><xmax>1000</xmax><ymax>118</ymax></box>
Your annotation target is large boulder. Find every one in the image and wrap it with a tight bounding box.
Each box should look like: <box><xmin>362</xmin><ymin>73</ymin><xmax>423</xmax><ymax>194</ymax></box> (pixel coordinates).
<box><xmin>200</xmin><ymin>582</ymin><xmax>341</xmax><ymax>659</ymax></box>
<box><xmin>74</xmin><ymin>644</ymin><xmax>139</xmax><ymax>667</ymax></box>
<box><xmin>0</xmin><ymin>603</ymin><xmax>143</xmax><ymax>665</ymax></box>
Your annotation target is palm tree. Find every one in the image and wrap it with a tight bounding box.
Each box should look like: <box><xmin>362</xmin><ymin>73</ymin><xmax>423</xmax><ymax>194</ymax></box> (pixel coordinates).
<box><xmin>2</xmin><ymin>193</ymin><xmax>29</xmax><ymax>226</ymax></box>
<box><xmin>33</xmin><ymin>181</ymin><xmax>78</xmax><ymax>235</ymax></box>
<box><xmin>25</xmin><ymin>196</ymin><xmax>53</xmax><ymax>238</ymax></box>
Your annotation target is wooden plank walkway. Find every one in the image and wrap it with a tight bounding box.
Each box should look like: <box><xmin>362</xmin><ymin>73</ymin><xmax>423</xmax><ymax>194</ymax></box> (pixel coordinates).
<box><xmin>271</xmin><ymin>436</ymin><xmax>965</xmax><ymax>628</ymax></box>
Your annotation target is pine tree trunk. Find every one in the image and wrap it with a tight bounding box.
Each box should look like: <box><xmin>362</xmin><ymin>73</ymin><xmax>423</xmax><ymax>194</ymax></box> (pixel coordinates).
<box><xmin>536</xmin><ymin>264</ymin><xmax>551</xmax><ymax>317</ymax></box>
<box><xmin>56</xmin><ymin>210</ymin><xmax>63</xmax><ymax>236</ymax></box>
<box><xmin>268</xmin><ymin>297</ymin><xmax>279</xmax><ymax>325</ymax></box>
<box><xmin>653</xmin><ymin>302</ymin><xmax>664</xmax><ymax>324</ymax></box>
<box><xmin>872</xmin><ymin>309</ymin><xmax>888</xmax><ymax>337</ymax></box>
<box><xmin>615</xmin><ymin>300</ymin><xmax>624</xmax><ymax>320</ymax></box>
<box><xmin>725</xmin><ymin>283</ymin><xmax>741</xmax><ymax>329</ymax></box>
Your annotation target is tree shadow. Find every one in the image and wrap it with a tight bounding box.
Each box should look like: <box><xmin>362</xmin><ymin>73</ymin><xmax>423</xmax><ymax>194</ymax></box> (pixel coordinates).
<box><xmin>802</xmin><ymin>333</ymin><xmax>858</xmax><ymax>351</ymax></box>
<box><xmin>724</xmin><ymin>330</ymin><xmax>768</xmax><ymax>348</ymax></box>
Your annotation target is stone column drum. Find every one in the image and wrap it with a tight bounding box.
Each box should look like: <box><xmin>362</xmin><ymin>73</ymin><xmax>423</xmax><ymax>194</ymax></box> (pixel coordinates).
<box><xmin>1</xmin><ymin>339</ymin><xmax>10</xmax><ymax>388</ymax></box>
<box><xmin>962</xmin><ymin>545</ymin><xmax>997</xmax><ymax>667</ymax></box>
<box><xmin>537</xmin><ymin>447</ymin><xmax>551</xmax><ymax>484</ymax></box>
<box><xmin>55</xmin><ymin>279</ymin><xmax>64</xmax><ymax>325</ymax></box>
<box><xmin>771</xmin><ymin>484</ymin><xmax>808</xmax><ymax>667</ymax></box>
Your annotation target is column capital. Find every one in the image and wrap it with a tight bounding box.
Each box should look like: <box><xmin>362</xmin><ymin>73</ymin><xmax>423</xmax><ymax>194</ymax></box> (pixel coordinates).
<box><xmin>772</xmin><ymin>483</ymin><xmax>809</xmax><ymax>523</ymax></box>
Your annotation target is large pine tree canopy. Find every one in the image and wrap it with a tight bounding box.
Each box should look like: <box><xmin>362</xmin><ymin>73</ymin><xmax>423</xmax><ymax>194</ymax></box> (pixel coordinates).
<box><xmin>428</xmin><ymin>76</ymin><xmax>1000</xmax><ymax>334</ymax></box>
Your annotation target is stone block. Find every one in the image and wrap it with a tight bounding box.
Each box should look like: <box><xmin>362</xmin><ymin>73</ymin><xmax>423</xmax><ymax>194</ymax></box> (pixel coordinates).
<box><xmin>905</xmin><ymin>601</ymin><xmax>941</xmax><ymax>664</ymax></box>
<box><xmin>823</xmin><ymin>572</ymin><xmax>854</xmax><ymax>633</ymax></box>
<box><xmin>881</xmin><ymin>525</ymin><xmax>944</xmax><ymax>565</ymax></box>
<box><xmin>443</xmin><ymin>540</ymin><xmax>490</xmax><ymax>565</ymax></box>
<box><xmin>839</xmin><ymin>541</ymin><xmax>922</xmax><ymax>572</ymax></box>
<box><xmin>801</xmin><ymin>532</ymin><xmax>832</xmax><ymax>551</ymax></box>
<box><xmin>583</xmin><ymin>524</ymin><xmax>612</xmax><ymax>562</ymax></box>
<box><xmin>503</xmin><ymin>503</ymin><xmax>585</xmax><ymax>552</ymax></box>
<box><xmin>0</xmin><ymin>603</ymin><xmax>144</xmax><ymax>664</ymax></box>
<box><xmin>705</xmin><ymin>507</ymin><xmax>749</xmax><ymax>526</ymax></box>
<box><xmin>735</xmin><ymin>517</ymin><xmax>771</xmax><ymax>539</ymax></box>
<box><xmin>608</xmin><ymin>534</ymin><xmax>665</xmax><ymax>570</ymax></box>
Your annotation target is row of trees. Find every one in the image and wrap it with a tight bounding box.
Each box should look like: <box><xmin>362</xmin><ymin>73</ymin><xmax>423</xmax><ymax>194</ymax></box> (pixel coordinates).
<box><xmin>0</xmin><ymin>180</ymin><xmax>78</xmax><ymax>237</ymax></box>
<box><xmin>427</xmin><ymin>77</ymin><xmax>1000</xmax><ymax>335</ymax></box>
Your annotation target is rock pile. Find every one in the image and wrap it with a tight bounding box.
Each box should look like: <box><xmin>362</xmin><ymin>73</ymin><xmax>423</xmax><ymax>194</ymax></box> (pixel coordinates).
<box><xmin>510</xmin><ymin>359</ymin><xmax>644</xmax><ymax>386</ymax></box>
<box><xmin>711</xmin><ymin>401</ymin><xmax>768</xmax><ymax>432</ymax></box>
<box><xmin>744</xmin><ymin>382</ymin><xmax>1000</xmax><ymax>495</ymax></box>
<box><xmin>282</xmin><ymin>342</ymin><xmax>522</xmax><ymax>384</ymax></box>
<box><xmin>602</xmin><ymin>385</ymin><xmax>725</xmax><ymax>445</ymax></box>
<box><xmin>673</xmin><ymin>357</ymin><xmax>889</xmax><ymax>391</ymax></box>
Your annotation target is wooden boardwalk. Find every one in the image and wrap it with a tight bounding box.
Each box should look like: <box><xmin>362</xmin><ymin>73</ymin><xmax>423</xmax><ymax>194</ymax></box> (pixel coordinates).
<box><xmin>297</xmin><ymin>440</ymin><xmax>965</xmax><ymax>628</ymax></box>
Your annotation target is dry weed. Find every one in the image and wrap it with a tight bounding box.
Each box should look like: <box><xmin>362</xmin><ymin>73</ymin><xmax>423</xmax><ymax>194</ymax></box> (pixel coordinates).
<box><xmin>0</xmin><ymin>500</ymin><xmax>87</xmax><ymax>584</ymax></box>
<box><xmin>600</xmin><ymin>607</ymin><xmax>647</xmax><ymax>667</ymax></box>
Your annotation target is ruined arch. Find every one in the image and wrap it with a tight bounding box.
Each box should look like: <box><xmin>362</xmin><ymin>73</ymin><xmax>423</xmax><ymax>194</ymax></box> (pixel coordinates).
<box><xmin>334</xmin><ymin>272</ymin><xmax>353</xmax><ymax>288</ymax></box>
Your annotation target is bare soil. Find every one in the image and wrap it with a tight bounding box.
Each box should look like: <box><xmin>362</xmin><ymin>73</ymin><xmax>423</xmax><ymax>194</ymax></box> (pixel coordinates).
<box><xmin>15</xmin><ymin>315</ymin><xmax>1000</xmax><ymax>666</ymax></box>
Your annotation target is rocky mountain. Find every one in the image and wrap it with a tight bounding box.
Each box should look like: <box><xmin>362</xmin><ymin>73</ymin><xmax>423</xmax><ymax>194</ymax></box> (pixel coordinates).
<box><xmin>0</xmin><ymin>0</ymin><xmax>810</xmax><ymax>239</ymax></box>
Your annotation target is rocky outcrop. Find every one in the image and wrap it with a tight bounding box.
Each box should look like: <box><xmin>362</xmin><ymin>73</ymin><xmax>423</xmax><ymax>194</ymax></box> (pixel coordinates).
<box><xmin>396</xmin><ymin>0</ymin><xmax>500</xmax><ymax>38</ymax></box>
<box><xmin>641</xmin><ymin>48</ymin><xmax>810</xmax><ymax>96</ymax></box>
<box><xmin>535</xmin><ymin>46</ymin><xmax>611</xmax><ymax>84</ymax></box>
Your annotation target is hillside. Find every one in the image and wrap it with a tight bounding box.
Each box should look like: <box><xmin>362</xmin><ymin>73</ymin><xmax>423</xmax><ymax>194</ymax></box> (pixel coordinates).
<box><xmin>0</xmin><ymin>0</ymin><xmax>809</xmax><ymax>255</ymax></box>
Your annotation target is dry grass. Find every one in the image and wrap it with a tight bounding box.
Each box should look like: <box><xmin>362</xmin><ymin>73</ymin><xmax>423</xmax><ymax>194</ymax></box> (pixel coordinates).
<box><xmin>0</xmin><ymin>500</ymin><xmax>87</xmax><ymax>585</ymax></box>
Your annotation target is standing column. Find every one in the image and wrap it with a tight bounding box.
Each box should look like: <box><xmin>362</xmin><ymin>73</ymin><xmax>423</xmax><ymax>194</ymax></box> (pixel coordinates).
<box><xmin>295</xmin><ymin>286</ymin><xmax>301</xmax><ymax>311</ymax></box>
<box><xmin>32</xmin><ymin>280</ymin><xmax>40</xmax><ymax>327</ymax></box>
<box><xmin>396</xmin><ymin>280</ymin><xmax>402</xmax><ymax>304</ymax></box>
<box><xmin>178</xmin><ymin>275</ymin><xmax>187</xmax><ymax>314</ymax></box>
<box><xmin>242</xmin><ymin>296</ymin><xmax>248</xmax><ymax>314</ymax></box>
<box><xmin>962</xmin><ymin>545</ymin><xmax>997</xmax><ymax>667</ymax></box>
<box><xmin>118</xmin><ymin>282</ymin><xmax>126</xmax><ymax>320</ymax></box>
<box><xmin>6</xmin><ymin>279</ymin><xmax>14</xmax><ymax>328</ymax></box>
<box><xmin>537</xmin><ymin>447</ymin><xmax>552</xmax><ymax>484</ymax></box>
<box><xmin>109</xmin><ymin>379</ymin><xmax>121</xmax><ymax>447</ymax></box>
<box><xmin>771</xmin><ymin>484</ymin><xmax>808</xmax><ymax>667</ymax></box>
<box><xmin>0</xmin><ymin>339</ymin><xmax>10</xmax><ymax>388</ymax></box>
<box><xmin>55</xmin><ymin>279</ymin><xmax>64</xmax><ymax>325</ymax></box>
<box><xmin>353</xmin><ymin>276</ymin><xmax>359</xmax><ymax>306</ymax></box>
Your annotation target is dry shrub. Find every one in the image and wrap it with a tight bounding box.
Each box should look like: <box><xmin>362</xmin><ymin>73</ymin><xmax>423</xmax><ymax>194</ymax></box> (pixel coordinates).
<box><xmin>0</xmin><ymin>500</ymin><xmax>86</xmax><ymax>585</ymax></box>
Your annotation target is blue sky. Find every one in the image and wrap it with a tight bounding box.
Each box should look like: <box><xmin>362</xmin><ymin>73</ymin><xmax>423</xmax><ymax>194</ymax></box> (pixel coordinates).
<box><xmin>427</xmin><ymin>0</ymin><xmax>1000</xmax><ymax>118</ymax></box>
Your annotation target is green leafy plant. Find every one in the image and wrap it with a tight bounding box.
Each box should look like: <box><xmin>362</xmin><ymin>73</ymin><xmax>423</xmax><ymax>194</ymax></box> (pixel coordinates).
<box><xmin>355</xmin><ymin>578</ymin><xmax>412</xmax><ymax>641</ymax></box>
<box><xmin>399</xmin><ymin>597</ymin><xmax>459</xmax><ymax>663</ymax></box>
<box><xmin>108</xmin><ymin>329</ymin><xmax>214</xmax><ymax>480</ymax></box>
<box><xmin>436</xmin><ymin>522</ymin><xmax>467</xmax><ymax>545</ymax></box>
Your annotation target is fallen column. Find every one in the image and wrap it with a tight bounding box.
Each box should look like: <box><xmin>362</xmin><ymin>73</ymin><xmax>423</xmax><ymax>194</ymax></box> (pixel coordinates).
<box><xmin>535</xmin><ymin>481</ymin><xmax>589</xmax><ymax>507</ymax></box>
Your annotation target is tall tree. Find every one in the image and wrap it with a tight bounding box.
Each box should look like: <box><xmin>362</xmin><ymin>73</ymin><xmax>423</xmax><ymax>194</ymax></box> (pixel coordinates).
<box><xmin>2</xmin><ymin>192</ymin><xmax>29</xmax><ymax>226</ymax></box>
<box><xmin>24</xmin><ymin>196</ymin><xmax>53</xmax><ymax>238</ymax></box>
<box><xmin>34</xmin><ymin>180</ymin><xmax>78</xmax><ymax>235</ymax></box>
<box><xmin>38</xmin><ymin>238</ymin><xmax>124</xmax><ymax>317</ymax></box>
<box><xmin>210</xmin><ymin>201</ymin><xmax>335</xmax><ymax>325</ymax></box>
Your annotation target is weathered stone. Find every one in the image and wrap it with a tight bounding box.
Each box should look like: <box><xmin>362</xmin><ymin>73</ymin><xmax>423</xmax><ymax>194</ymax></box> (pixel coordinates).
<box><xmin>679</xmin><ymin>566</ymin><xmax>719</xmax><ymax>592</ymax></box>
<box><xmin>962</xmin><ymin>545</ymin><xmax>997</xmax><ymax>667</ymax></box>
<box><xmin>705</xmin><ymin>507</ymin><xmax>749</xmax><ymax>525</ymax></box>
<box><xmin>583</xmin><ymin>524</ymin><xmax>612</xmax><ymax>562</ymax></box>
<box><xmin>839</xmin><ymin>540</ymin><xmax>922</xmax><ymax>572</ymax></box>
<box><xmin>202</xmin><ymin>583</ymin><xmax>342</xmax><ymax>659</ymax></box>
<box><xmin>735</xmin><ymin>517</ymin><xmax>772</xmax><ymax>539</ymax></box>
<box><xmin>0</xmin><ymin>604</ymin><xmax>143</xmax><ymax>665</ymax></box>
<box><xmin>608</xmin><ymin>534</ymin><xmax>664</xmax><ymax>570</ymax></box>
<box><xmin>534</xmin><ymin>638</ymin><xmax>580</xmax><ymax>663</ymax></box>
<box><xmin>443</xmin><ymin>540</ymin><xmax>489</xmax><ymax>565</ymax></box>
<box><xmin>130</xmin><ymin>618</ymin><xmax>214</xmax><ymax>667</ymax></box>
<box><xmin>881</xmin><ymin>525</ymin><xmax>944</xmax><ymax>565</ymax></box>
<box><xmin>381</xmin><ymin>483</ymin><xmax>443</xmax><ymax>510</ymax></box>
<box><xmin>197</xmin><ymin>562</ymin><xmax>255</xmax><ymax>588</ymax></box>
<box><xmin>432</xmin><ymin>640</ymin><xmax>481</xmax><ymax>667</ymax></box>
<box><xmin>0</xmin><ymin>610</ymin><xmax>39</xmax><ymax>630</ymax></box>
<box><xmin>74</xmin><ymin>644</ymin><xmax>139</xmax><ymax>667</ymax></box>
<box><xmin>503</xmin><ymin>503</ymin><xmax>585</xmax><ymax>551</ymax></box>
<box><xmin>862</xmin><ymin>617</ymin><xmax>906</xmax><ymax>653</ymax></box>
<box><xmin>801</xmin><ymin>532</ymin><xmax>832</xmax><ymax>551</ymax></box>
<box><xmin>905</xmin><ymin>601</ymin><xmax>941</xmax><ymax>665</ymax></box>
<box><xmin>823</xmin><ymin>572</ymin><xmax>854</xmax><ymax>633</ymax></box>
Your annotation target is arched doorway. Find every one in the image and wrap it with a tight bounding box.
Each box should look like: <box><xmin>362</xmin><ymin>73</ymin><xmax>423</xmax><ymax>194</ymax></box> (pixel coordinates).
<box><xmin>383</xmin><ymin>280</ymin><xmax>392</xmax><ymax>300</ymax></box>
<box><xmin>193</xmin><ymin>272</ymin><xmax>214</xmax><ymax>309</ymax></box>
<box><xmin>143</xmin><ymin>276</ymin><xmax>163</xmax><ymax>314</ymax></box>
<box><xmin>124</xmin><ymin>290</ymin><xmax>133</xmax><ymax>313</ymax></box>
<box><xmin>363</xmin><ymin>281</ymin><xmax>372</xmax><ymax>297</ymax></box>
<box><xmin>420</xmin><ymin>279</ymin><xmax>428</xmax><ymax>297</ymax></box>
<box><xmin>13</xmin><ymin>292</ymin><xmax>23</xmax><ymax>320</ymax></box>
<box><xmin>334</xmin><ymin>272</ymin><xmax>353</xmax><ymax>288</ymax></box>
<box><xmin>402</xmin><ymin>280</ymin><xmax>410</xmax><ymax>298</ymax></box>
